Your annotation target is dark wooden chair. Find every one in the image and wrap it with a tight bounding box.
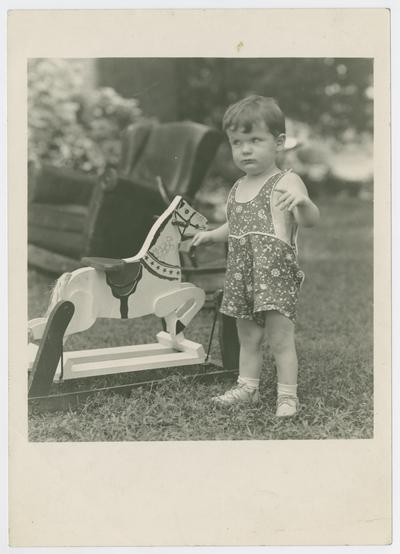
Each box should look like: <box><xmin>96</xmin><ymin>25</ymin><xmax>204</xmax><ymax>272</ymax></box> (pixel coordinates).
<box><xmin>28</xmin><ymin>120</ymin><xmax>222</xmax><ymax>273</ymax></box>
<box><xmin>122</xmin><ymin>120</ymin><xmax>222</xmax><ymax>200</ymax></box>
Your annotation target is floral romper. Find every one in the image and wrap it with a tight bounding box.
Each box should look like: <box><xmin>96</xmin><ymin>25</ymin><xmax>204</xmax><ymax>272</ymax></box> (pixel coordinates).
<box><xmin>220</xmin><ymin>170</ymin><xmax>305</xmax><ymax>327</ymax></box>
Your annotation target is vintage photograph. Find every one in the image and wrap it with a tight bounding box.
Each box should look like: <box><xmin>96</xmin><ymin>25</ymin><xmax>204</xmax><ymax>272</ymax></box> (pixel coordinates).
<box><xmin>8</xmin><ymin>8</ymin><xmax>392</xmax><ymax>548</ymax></box>
<box><xmin>27</xmin><ymin>57</ymin><xmax>374</xmax><ymax>441</ymax></box>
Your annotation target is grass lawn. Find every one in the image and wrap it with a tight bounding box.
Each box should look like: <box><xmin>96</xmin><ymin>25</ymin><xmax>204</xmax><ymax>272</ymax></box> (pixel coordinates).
<box><xmin>28</xmin><ymin>196</ymin><xmax>373</xmax><ymax>441</ymax></box>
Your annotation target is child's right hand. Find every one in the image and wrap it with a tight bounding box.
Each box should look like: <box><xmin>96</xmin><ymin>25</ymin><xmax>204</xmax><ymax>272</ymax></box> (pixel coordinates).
<box><xmin>191</xmin><ymin>230</ymin><xmax>214</xmax><ymax>248</ymax></box>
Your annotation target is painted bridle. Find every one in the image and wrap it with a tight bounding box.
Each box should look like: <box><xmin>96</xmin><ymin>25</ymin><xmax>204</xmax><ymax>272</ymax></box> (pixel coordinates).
<box><xmin>172</xmin><ymin>198</ymin><xmax>206</xmax><ymax>239</ymax></box>
<box><xmin>142</xmin><ymin>198</ymin><xmax>206</xmax><ymax>281</ymax></box>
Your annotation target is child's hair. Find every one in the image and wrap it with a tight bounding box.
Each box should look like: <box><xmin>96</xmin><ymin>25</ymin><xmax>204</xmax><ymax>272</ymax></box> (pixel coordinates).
<box><xmin>222</xmin><ymin>95</ymin><xmax>286</xmax><ymax>137</ymax></box>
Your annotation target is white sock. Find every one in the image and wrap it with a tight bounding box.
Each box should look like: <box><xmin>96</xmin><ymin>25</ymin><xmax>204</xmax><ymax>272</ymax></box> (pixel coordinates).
<box><xmin>277</xmin><ymin>383</ymin><xmax>298</xmax><ymax>398</ymax></box>
<box><xmin>238</xmin><ymin>376</ymin><xmax>260</xmax><ymax>390</ymax></box>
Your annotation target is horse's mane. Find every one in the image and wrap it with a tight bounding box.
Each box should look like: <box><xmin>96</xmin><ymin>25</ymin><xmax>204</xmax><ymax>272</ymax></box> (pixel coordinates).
<box><xmin>123</xmin><ymin>196</ymin><xmax>182</xmax><ymax>263</ymax></box>
<box><xmin>46</xmin><ymin>272</ymin><xmax>72</xmax><ymax>316</ymax></box>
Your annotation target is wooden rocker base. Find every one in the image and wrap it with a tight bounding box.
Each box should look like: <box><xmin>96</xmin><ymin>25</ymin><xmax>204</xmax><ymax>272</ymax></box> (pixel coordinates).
<box><xmin>57</xmin><ymin>332</ymin><xmax>206</xmax><ymax>380</ymax></box>
<box><xmin>28</xmin><ymin>360</ymin><xmax>238</xmax><ymax>414</ymax></box>
<box><xmin>28</xmin><ymin>290</ymin><xmax>241</xmax><ymax>414</ymax></box>
<box><xmin>28</xmin><ymin>300</ymin><xmax>75</xmax><ymax>398</ymax></box>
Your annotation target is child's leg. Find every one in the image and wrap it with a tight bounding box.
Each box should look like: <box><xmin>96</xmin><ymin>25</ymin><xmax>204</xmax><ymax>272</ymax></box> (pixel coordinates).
<box><xmin>264</xmin><ymin>311</ymin><xmax>297</xmax><ymax>384</ymax></box>
<box><xmin>237</xmin><ymin>318</ymin><xmax>265</xmax><ymax>379</ymax></box>
<box><xmin>212</xmin><ymin>318</ymin><xmax>264</xmax><ymax>406</ymax></box>
<box><xmin>264</xmin><ymin>311</ymin><xmax>299</xmax><ymax>416</ymax></box>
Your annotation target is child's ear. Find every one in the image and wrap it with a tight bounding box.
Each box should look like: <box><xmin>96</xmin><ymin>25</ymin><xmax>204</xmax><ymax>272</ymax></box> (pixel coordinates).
<box><xmin>276</xmin><ymin>133</ymin><xmax>286</xmax><ymax>150</ymax></box>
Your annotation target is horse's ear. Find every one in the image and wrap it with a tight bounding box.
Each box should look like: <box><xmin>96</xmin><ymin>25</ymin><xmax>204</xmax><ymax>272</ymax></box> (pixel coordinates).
<box><xmin>178</xmin><ymin>194</ymin><xmax>192</xmax><ymax>206</ymax></box>
<box><xmin>172</xmin><ymin>195</ymin><xmax>185</xmax><ymax>209</ymax></box>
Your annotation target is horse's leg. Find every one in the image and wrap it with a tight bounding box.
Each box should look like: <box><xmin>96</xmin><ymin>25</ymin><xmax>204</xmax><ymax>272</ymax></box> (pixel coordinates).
<box><xmin>28</xmin><ymin>317</ymin><xmax>48</xmax><ymax>342</ymax></box>
<box><xmin>153</xmin><ymin>285</ymin><xmax>205</xmax><ymax>342</ymax></box>
<box><xmin>29</xmin><ymin>269</ymin><xmax>99</xmax><ymax>343</ymax></box>
<box><xmin>28</xmin><ymin>290</ymin><xmax>95</xmax><ymax>343</ymax></box>
<box><xmin>28</xmin><ymin>272</ymin><xmax>72</xmax><ymax>342</ymax></box>
<box><xmin>173</xmin><ymin>284</ymin><xmax>205</xmax><ymax>328</ymax></box>
<box><xmin>63</xmin><ymin>290</ymin><xmax>96</xmax><ymax>337</ymax></box>
<box><xmin>59</xmin><ymin>268</ymin><xmax>100</xmax><ymax>336</ymax></box>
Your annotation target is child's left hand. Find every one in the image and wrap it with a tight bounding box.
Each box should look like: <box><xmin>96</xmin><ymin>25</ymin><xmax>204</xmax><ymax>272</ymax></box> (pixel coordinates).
<box><xmin>274</xmin><ymin>188</ymin><xmax>309</xmax><ymax>212</ymax></box>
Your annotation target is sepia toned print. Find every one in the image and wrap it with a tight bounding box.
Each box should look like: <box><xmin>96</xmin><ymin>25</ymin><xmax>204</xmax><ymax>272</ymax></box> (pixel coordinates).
<box><xmin>27</xmin><ymin>57</ymin><xmax>370</xmax><ymax>439</ymax></box>
<box><xmin>8</xmin><ymin>9</ymin><xmax>391</xmax><ymax>547</ymax></box>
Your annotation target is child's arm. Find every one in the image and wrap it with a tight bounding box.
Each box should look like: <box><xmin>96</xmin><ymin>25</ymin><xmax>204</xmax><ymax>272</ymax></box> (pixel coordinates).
<box><xmin>275</xmin><ymin>173</ymin><xmax>319</xmax><ymax>228</ymax></box>
<box><xmin>191</xmin><ymin>222</ymin><xmax>229</xmax><ymax>247</ymax></box>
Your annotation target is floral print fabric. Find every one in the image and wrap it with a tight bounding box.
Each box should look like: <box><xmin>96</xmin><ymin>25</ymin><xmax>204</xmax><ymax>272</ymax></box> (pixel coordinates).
<box><xmin>220</xmin><ymin>171</ymin><xmax>305</xmax><ymax>326</ymax></box>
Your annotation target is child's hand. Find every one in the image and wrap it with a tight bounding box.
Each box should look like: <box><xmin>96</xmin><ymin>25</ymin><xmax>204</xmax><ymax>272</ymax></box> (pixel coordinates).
<box><xmin>191</xmin><ymin>230</ymin><xmax>214</xmax><ymax>248</ymax></box>
<box><xmin>274</xmin><ymin>188</ymin><xmax>310</xmax><ymax>212</ymax></box>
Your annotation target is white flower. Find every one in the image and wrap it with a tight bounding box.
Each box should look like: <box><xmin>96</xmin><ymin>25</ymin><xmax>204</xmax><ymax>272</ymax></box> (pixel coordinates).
<box><xmin>297</xmin><ymin>270</ymin><xmax>305</xmax><ymax>279</ymax></box>
<box><xmin>235</xmin><ymin>205</ymin><xmax>243</xmax><ymax>213</ymax></box>
<box><xmin>271</xmin><ymin>268</ymin><xmax>280</xmax><ymax>277</ymax></box>
<box><xmin>260</xmin><ymin>283</ymin><xmax>267</xmax><ymax>290</ymax></box>
<box><xmin>239</xmin><ymin>237</ymin><xmax>246</xmax><ymax>245</ymax></box>
<box><xmin>258</xmin><ymin>209</ymin><xmax>266</xmax><ymax>219</ymax></box>
<box><xmin>234</xmin><ymin>272</ymin><xmax>242</xmax><ymax>280</ymax></box>
<box><xmin>285</xmin><ymin>253</ymin><xmax>293</xmax><ymax>261</ymax></box>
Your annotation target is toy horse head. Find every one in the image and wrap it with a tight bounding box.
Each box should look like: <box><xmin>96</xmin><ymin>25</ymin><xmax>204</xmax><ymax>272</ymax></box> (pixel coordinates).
<box><xmin>172</xmin><ymin>196</ymin><xmax>208</xmax><ymax>239</ymax></box>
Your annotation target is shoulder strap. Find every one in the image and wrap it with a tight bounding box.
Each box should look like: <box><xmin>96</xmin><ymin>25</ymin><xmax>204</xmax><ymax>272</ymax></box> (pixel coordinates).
<box><xmin>227</xmin><ymin>178</ymin><xmax>242</xmax><ymax>204</ymax></box>
<box><xmin>270</xmin><ymin>169</ymin><xmax>292</xmax><ymax>193</ymax></box>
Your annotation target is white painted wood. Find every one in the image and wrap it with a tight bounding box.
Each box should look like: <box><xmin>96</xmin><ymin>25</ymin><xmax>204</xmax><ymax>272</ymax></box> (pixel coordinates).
<box><xmin>122</xmin><ymin>195</ymin><xmax>183</xmax><ymax>262</ymax></box>
<box><xmin>66</xmin><ymin>342</ymin><xmax>174</xmax><ymax>359</ymax></box>
<box><xmin>156</xmin><ymin>331</ymin><xmax>205</xmax><ymax>357</ymax></box>
<box><xmin>28</xmin><ymin>343</ymin><xmax>39</xmax><ymax>370</ymax></box>
<box><xmin>29</xmin><ymin>196</ymin><xmax>208</xmax><ymax>343</ymax></box>
<box><xmin>28</xmin><ymin>317</ymin><xmax>48</xmax><ymax>341</ymax></box>
<box><xmin>153</xmin><ymin>285</ymin><xmax>204</xmax><ymax>317</ymax></box>
<box><xmin>60</xmin><ymin>339</ymin><xmax>205</xmax><ymax>379</ymax></box>
<box><xmin>28</xmin><ymin>197</ymin><xmax>209</xmax><ymax>382</ymax></box>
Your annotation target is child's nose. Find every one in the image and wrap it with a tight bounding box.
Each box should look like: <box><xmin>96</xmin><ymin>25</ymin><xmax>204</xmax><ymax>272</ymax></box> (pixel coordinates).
<box><xmin>241</xmin><ymin>142</ymin><xmax>252</xmax><ymax>154</ymax></box>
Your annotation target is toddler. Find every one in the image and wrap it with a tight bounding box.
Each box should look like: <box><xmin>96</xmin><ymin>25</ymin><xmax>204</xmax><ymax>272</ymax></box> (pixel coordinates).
<box><xmin>192</xmin><ymin>95</ymin><xmax>319</xmax><ymax>417</ymax></box>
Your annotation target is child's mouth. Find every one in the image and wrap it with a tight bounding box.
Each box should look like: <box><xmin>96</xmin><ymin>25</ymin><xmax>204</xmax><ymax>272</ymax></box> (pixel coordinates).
<box><xmin>242</xmin><ymin>159</ymin><xmax>257</xmax><ymax>164</ymax></box>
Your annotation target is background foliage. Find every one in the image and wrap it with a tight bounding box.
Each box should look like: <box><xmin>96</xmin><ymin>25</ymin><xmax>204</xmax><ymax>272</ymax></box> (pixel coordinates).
<box><xmin>28</xmin><ymin>58</ymin><xmax>373</xmax><ymax>195</ymax></box>
<box><xmin>28</xmin><ymin>59</ymin><xmax>142</xmax><ymax>174</ymax></box>
<box><xmin>174</xmin><ymin>58</ymin><xmax>373</xmax><ymax>198</ymax></box>
<box><xmin>177</xmin><ymin>58</ymin><xmax>373</xmax><ymax>137</ymax></box>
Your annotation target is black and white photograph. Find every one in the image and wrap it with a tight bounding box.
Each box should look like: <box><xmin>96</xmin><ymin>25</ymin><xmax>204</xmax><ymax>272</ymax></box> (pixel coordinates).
<box><xmin>27</xmin><ymin>55</ymin><xmax>374</xmax><ymax>441</ymax></box>
<box><xmin>7</xmin><ymin>7</ymin><xmax>392</xmax><ymax>548</ymax></box>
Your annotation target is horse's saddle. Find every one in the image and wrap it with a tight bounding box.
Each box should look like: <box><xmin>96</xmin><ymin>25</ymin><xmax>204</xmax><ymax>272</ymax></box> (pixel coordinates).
<box><xmin>82</xmin><ymin>256</ymin><xmax>143</xmax><ymax>318</ymax></box>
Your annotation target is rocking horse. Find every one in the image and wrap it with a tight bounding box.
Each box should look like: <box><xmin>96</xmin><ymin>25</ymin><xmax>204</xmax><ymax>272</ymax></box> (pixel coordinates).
<box><xmin>28</xmin><ymin>196</ymin><xmax>210</xmax><ymax>389</ymax></box>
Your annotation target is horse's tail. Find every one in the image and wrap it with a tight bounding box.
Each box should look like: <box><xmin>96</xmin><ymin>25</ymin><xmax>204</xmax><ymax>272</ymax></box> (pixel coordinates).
<box><xmin>45</xmin><ymin>272</ymin><xmax>72</xmax><ymax>317</ymax></box>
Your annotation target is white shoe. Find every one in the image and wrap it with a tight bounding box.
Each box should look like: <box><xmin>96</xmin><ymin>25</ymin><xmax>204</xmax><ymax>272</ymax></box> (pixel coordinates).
<box><xmin>212</xmin><ymin>383</ymin><xmax>260</xmax><ymax>406</ymax></box>
<box><xmin>276</xmin><ymin>395</ymin><xmax>299</xmax><ymax>417</ymax></box>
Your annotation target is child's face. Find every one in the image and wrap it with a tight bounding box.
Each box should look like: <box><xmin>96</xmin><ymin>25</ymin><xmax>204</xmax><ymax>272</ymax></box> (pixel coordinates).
<box><xmin>227</xmin><ymin>121</ymin><xmax>285</xmax><ymax>177</ymax></box>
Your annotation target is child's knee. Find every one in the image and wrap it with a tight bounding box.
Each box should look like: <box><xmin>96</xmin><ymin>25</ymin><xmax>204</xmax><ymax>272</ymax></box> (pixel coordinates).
<box><xmin>237</xmin><ymin>320</ymin><xmax>264</xmax><ymax>350</ymax></box>
<box><xmin>268</xmin><ymin>330</ymin><xmax>294</xmax><ymax>355</ymax></box>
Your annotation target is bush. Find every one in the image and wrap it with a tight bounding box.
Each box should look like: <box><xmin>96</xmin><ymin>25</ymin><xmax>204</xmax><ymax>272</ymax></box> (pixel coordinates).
<box><xmin>28</xmin><ymin>59</ymin><xmax>142</xmax><ymax>174</ymax></box>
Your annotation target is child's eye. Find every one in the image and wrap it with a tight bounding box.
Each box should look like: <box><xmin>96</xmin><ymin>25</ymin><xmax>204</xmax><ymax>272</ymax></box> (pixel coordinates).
<box><xmin>252</xmin><ymin>138</ymin><xmax>261</xmax><ymax>143</ymax></box>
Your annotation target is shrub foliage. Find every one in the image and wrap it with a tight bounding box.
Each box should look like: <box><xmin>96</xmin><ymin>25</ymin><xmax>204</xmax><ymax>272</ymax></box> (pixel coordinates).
<box><xmin>28</xmin><ymin>59</ymin><xmax>142</xmax><ymax>174</ymax></box>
